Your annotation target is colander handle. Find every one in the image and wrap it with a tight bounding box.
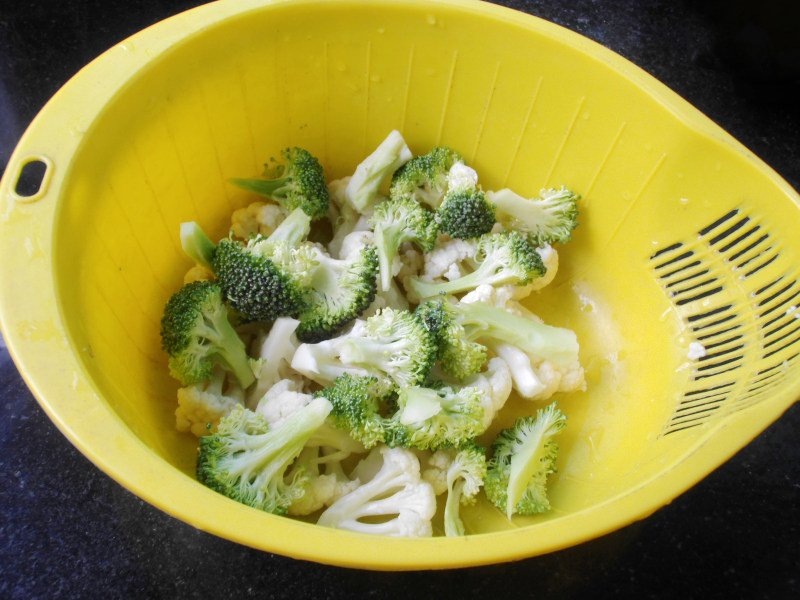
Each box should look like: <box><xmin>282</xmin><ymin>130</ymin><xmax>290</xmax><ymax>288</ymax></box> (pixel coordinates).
<box><xmin>5</xmin><ymin>155</ymin><xmax>54</xmax><ymax>204</ymax></box>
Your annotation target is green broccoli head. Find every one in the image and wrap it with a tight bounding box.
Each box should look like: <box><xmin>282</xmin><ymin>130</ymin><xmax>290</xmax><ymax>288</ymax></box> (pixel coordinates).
<box><xmin>389</xmin><ymin>146</ymin><xmax>463</xmax><ymax>208</ymax></box>
<box><xmin>484</xmin><ymin>402</ymin><xmax>566</xmax><ymax>518</ymax></box>
<box><xmin>196</xmin><ymin>399</ymin><xmax>332</xmax><ymax>515</ymax></box>
<box><xmin>444</xmin><ymin>442</ymin><xmax>487</xmax><ymax>537</ymax></box>
<box><xmin>160</xmin><ymin>280</ymin><xmax>255</xmax><ymax>388</ymax></box>
<box><xmin>371</xmin><ymin>195</ymin><xmax>438</xmax><ymax>291</ymax></box>
<box><xmin>211</xmin><ymin>236</ymin><xmax>309</xmax><ymax>323</ymax></box>
<box><xmin>336</xmin><ymin>308</ymin><xmax>438</xmax><ymax>390</ymax></box>
<box><xmin>313</xmin><ymin>373</ymin><xmax>391</xmax><ymax>449</ymax></box>
<box><xmin>295</xmin><ymin>244</ymin><xmax>379</xmax><ymax>343</ymax></box>
<box><xmin>386</xmin><ymin>383</ymin><xmax>487</xmax><ymax>451</ymax></box>
<box><xmin>408</xmin><ymin>231</ymin><xmax>546</xmax><ymax>300</ymax></box>
<box><xmin>415</xmin><ymin>300</ymin><xmax>487</xmax><ymax>380</ymax></box>
<box><xmin>435</xmin><ymin>188</ymin><xmax>496</xmax><ymax>240</ymax></box>
<box><xmin>488</xmin><ymin>186</ymin><xmax>579</xmax><ymax>246</ymax></box>
<box><xmin>230</xmin><ymin>147</ymin><xmax>329</xmax><ymax>219</ymax></box>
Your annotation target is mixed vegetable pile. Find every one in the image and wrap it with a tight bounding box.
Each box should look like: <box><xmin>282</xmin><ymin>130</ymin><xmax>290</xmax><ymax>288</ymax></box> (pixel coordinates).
<box><xmin>160</xmin><ymin>130</ymin><xmax>584</xmax><ymax>537</ymax></box>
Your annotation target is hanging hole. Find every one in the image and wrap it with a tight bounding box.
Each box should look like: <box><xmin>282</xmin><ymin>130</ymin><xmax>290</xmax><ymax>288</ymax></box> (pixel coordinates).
<box><xmin>14</xmin><ymin>159</ymin><xmax>50</xmax><ymax>199</ymax></box>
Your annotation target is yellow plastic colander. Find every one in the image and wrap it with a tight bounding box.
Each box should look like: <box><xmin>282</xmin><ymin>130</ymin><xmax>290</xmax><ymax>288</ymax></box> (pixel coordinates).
<box><xmin>1</xmin><ymin>0</ymin><xmax>798</xmax><ymax>570</ymax></box>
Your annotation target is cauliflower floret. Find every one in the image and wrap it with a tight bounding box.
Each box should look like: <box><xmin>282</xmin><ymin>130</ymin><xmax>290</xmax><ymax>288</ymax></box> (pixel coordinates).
<box><xmin>419</xmin><ymin>449</ymin><xmax>453</xmax><ymax>496</ymax></box>
<box><xmin>175</xmin><ymin>370</ymin><xmax>245</xmax><ymax>437</ymax></box>
<box><xmin>247</xmin><ymin>317</ymin><xmax>302</xmax><ymax>408</ymax></box>
<box><xmin>317</xmin><ymin>445</ymin><xmax>436</xmax><ymax>537</ymax></box>
<box><xmin>417</xmin><ymin>238</ymin><xmax>476</xmax><ymax>284</ymax></box>
<box><xmin>287</xmin><ymin>445</ymin><xmax>362</xmax><ymax>516</ymax></box>
<box><xmin>396</xmin><ymin>244</ymin><xmax>424</xmax><ymax>282</ymax></box>
<box><xmin>329</xmin><ymin>211</ymin><xmax>373</xmax><ymax>259</ymax></box>
<box><xmin>463</xmin><ymin>357</ymin><xmax>513</xmax><ymax>429</ymax></box>
<box><xmin>289</xmin><ymin>470</ymin><xmax>361</xmax><ymax>516</ymax></box>
<box><xmin>230</xmin><ymin>201</ymin><xmax>288</xmax><ymax>239</ymax></box>
<box><xmin>492</xmin><ymin>341</ymin><xmax>585</xmax><ymax>401</ymax></box>
<box><xmin>338</xmin><ymin>229</ymin><xmax>375</xmax><ymax>262</ymax></box>
<box><xmin>460</xmin><ymin>283</ymin><xmax>515</xmax><ymax>309</ymax></box>
<box><xmin>255</xmin><ymin>378</ymin><xmax>312</xmax><ymax>430</ymax></box>
<box><xmin>447</xmin><ymin>162</ymin><xmax>479</xmax><ymax>191</ymax></box>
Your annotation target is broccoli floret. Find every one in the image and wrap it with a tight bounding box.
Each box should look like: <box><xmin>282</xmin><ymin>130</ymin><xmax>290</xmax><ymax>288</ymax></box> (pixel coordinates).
<box><xmin>443</xmin><ymin>442</ymin><xmax>487</xmax><ymax>537</ymax></box>
<box><xmin>180</xmin><ymin>221</ymin><xmax>216</xmax><ymax>271</ymax></box>
<box><xmin>292</xmin><ymin>308</ymin><xmax>437</xmax><ymax>391</ymax></box>
<box><xmin>484</xmin><ymin>402</ymin><xmax>566</xmax><ymax>518</ymax></box>
<box><xmin>407</xmin><ymin>231</ymin><xmax>546</xmax><ymax>300</ymax></box>
<box><xmin>415</xmin><ymin>300</ymin><xmax>487</xmax><ymax>380</ymax></box>
<box><xmin>389</xmin><ymin>146</ymin><xmax>463</xmax><ymax>208</ymax></box>
<box><xmin>335</xmin><ymin>308</ymin><xmax>437</xmax><ymax>390</ymax></box>
<box><xmin>212</xmin><ymin>237</ymin><xmax>308</xmax><ymax>323</ymax></box>
<box><xmin>487</xmin><ymin>186</ymin><xmax>579</xmax><ymax>246</ymax></box>
<box><xmin>230</xmin><ymin>147</ymin><xmax>329</xmax><ymax>220</ymax></box>
<box><xmin>371</xmin><ymin>196</ymin><xmax>438</xmax><ymax>292</ymax></box>
<box><xmin>386</xmin><ymin>383</ymin><xmax>486</xmax><ymax>451</ymax></box>
<box><xmin>295</xmin><ymin>244</ymin><xmax>379</xmax><ymax>343</ymax></box>
<box><xmin>196</xmin><ymin>398</ymin><xmax>332</xmax><ymax>515</ymax></box>
<box><xmin>345</xmin><ymin>130</ymin><xmax>413</xmax><ymax>212</ymax></box>
<box><xmin>313</xmin><ymin>373</ymin><xmax>391</xmax><ymax>449</ymax></box>
<box><xmin>210</xmin><ymin>208</ymin><xmax>313</xmax><ymax>323</ymax></box>
<box><xmin>439</xmin><ymin>299</ymin><xmax>580</xmax><ymax>369</ymax></box>
<box><xmin>160</xmin><ymin>281</ymin><xmax>255</xmax><ymax>388</ymax></box>
<box><xmin>436</xmin><ymin>188</ymin><xmax>496</xmax><ymax>240</ymax></box>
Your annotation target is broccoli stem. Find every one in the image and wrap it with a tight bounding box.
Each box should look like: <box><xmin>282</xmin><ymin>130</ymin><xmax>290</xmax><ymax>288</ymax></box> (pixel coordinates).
<box><xmin>180</xmin><ymin>222</ymin><xmax>216</xmax><ymax>271</ymax></box>
<box><xmin>195</xmin><ymin>313</ymin><xmax>255</xmax><ymax>389</ymax></box>
<box><xmin>337</xmin><ymin>337</ymin><xmax>410</xmax><ymax>367</ymax></box>
<box><xmin>408</xmin><ymin>257</ymin><xmax>516</xmax><ymax>299</ymax></box>
<box><xmin>444</xmin><ymin>478</ymin><xmax>466</xmax><ymax>537</ymax></box>
<box><xmin>374</xmin><ymin>224</ymin><xmax>400</xmax><ymax>292</ymax></box>
<box><xmin>458</xmin><ymin>301</ymin><xmax>578</xmax><ymax>367</ymax></box>
<box><xmin>505</xmin><ymin>427</ymin><xmax>551</xmax><ymax>519</ymax></box>
<box><xmin>265</xmin><ymin>207</ymin><xmax>311</xmax><ymax>245</ymax></box>
<box><xmin>396</xmin><ymin>387</ymin><xmax>442</xmax><ymax>425</ymax></box>
<box><xmin>228</xmin><ymin>176</ymin><xmax>285</xmax><ymax>198</ymax></box>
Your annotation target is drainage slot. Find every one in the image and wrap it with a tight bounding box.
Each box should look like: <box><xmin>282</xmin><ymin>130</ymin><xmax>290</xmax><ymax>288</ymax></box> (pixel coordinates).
<box><xmin>14</xmin><ymin>159</ymin><xmax>48</xmax><ymax>197</ymax></box>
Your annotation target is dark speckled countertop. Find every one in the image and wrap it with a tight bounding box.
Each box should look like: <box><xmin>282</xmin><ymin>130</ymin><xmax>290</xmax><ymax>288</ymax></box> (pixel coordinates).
<box><xmin>1</xmin><ymin>1</ymin><xmax>798</xmax><ymax>598</ymax></box>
